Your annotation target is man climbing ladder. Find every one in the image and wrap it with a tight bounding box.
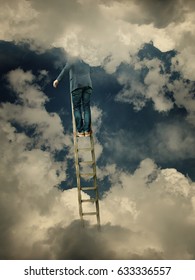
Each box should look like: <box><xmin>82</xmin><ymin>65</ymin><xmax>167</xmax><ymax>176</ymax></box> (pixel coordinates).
<box><xmin>53</xmin><ymin>56</ymin><xmax>92</xmax><ymax>137</ymax></box>
<box><xmin>53</xmin><ymin>56</ymin><xmax>100</xmax><ymax>229</ymax></box>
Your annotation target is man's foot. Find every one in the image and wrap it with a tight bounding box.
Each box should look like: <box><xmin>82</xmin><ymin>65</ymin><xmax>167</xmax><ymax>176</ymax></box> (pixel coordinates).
<box><xmin>85</xmin><ymin>130</ymin><xmax>92</xmax><ymax>137</ymax></box>
<box><xmin>77</xmin><ymin>131</ymin><xmax>85</xmax><ymax>137</ymax></box>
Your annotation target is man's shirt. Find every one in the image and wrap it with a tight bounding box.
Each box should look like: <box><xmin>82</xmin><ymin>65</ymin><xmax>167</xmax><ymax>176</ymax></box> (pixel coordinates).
<box><xmin>57</xmin><ymin>57</ymin><xmax>92</xmax><ymax>92</ymax></box>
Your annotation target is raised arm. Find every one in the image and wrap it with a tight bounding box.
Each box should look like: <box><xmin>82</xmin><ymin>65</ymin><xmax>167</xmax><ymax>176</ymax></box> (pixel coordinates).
<box><xmin>53</xmin><ymin>62</ymin><xmax>71</xmax><ymax>88</ymax></box>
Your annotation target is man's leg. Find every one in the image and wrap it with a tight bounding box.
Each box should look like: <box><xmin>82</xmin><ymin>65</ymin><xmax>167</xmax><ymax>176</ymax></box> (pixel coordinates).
<box><xmin>72</xmin><ymin>88</ymin><xmax>83</xmax><ymax>133</ymax></box>
<box><xmin>82</xmin><ymin>87</ymin><xmax>92</xmax><ymax>133</ymax></box>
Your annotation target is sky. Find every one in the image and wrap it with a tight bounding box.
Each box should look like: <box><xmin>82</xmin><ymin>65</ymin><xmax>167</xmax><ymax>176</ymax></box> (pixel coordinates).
<box><xmin>1</xmin><ymin>0</ymin><xmax>195</xmax><ymax>260</ymax></box>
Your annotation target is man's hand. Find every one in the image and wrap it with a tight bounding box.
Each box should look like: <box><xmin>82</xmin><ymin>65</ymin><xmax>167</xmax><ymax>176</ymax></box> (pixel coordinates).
<box><xmin>53</xmin><ymin>79</ymin><xmax>59</xmax><ymax>88</ymax></box>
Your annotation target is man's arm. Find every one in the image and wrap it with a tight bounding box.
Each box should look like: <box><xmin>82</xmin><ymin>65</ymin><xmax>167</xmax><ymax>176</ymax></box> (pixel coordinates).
<box><xmin>53</xmin><ymin>63</ymin><xmax>71</xmax><ymax>88</ymax></box>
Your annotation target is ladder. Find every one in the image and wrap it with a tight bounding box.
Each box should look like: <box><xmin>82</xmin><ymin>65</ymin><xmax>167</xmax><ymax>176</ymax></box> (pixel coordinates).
<box><xmin>70</xmin><ymin>95</ymin><xmax>101</xmax><ymax>230</ymax></box>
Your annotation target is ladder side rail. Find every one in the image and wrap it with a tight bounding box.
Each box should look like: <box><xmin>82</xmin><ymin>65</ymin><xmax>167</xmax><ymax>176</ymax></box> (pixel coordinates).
<box><xmin>90</xmin><ymin>134</ymin><xmax>101</xmax><ymax>229</ymax></box>
<box><xmin>70</xmin><ymin>93</ymin><xmax>84</xmax><ymax>226</ymax></box>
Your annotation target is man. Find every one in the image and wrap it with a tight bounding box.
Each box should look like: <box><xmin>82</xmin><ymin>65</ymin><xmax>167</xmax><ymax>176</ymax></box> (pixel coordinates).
<box><xmin>53</xmin><ymin>56</ymin><xmax>92</xmax><ymax>137</ymax></box>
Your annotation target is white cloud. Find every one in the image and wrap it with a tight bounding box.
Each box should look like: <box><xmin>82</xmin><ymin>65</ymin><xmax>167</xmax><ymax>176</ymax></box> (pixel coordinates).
<box><xmin>1</xmin><ymin>0</ymin><xmax>195</xmax><ymax>126</ymax></box>
<box><xmin>167</xmin><ymin>77</ymin><xmax>195</xmax><ymax>126</ymax></box>
<box><xmin>150</xmin><ymin>121</ymin><xmax>195</xmax><ymax>162</ymax></box>
<box><xmin>0</xmin><ymin>69</ymin><xmax>96</xmax><ymax>258</ymax></box>
<box><xmin>0</xmin><ymin>120</ymin><xmax>69</xmax><ymax>258</ymax></box>
<box><xmin>115</xmin><ymin>58</ymin><xmax>174</xmax><ymax>112</ymax></box>
<box><xmin>99</xmin><ymin>158</ymin><xmax>195</xmax><ymax>259</ymax></box>
<box><xmin>143</xmin><ymin>59</ymin><xmax>173</xmax><ymax>112</ymax></box>
<box><xmin>175</xmin><ymin>50</ymin><xmax>195</xmax><ymax>81</ymax></box>
<box><xmin>2</xmin><ymin>125</ymin><xmax>195</xmax><ymax>260</ymax></box>
<box><xmin>115</xmin><ymin>62</ymin><xmax>147</xmax><ymax>111</ymax></box>
<box><xmin>91</xmin><ymin>105</ymin><xmax>103</xmax><ymax>160</ymax></box>
<box><xmin>1</xmin><ymin>112</ymin><xmax>195</xmax><ymax>260</ymax></box>
<box><xmin>0</xmin><ymin>0</ymin><xmax>193</xmax><ymax>70</ymax></box>
<box><xmin>168</xmin><ymin>10</ymin><xmax>195</xmax><ymax>81</ymax></box>
<box><xmin>115</xmin><ymin>54</ymin><xmax>195</xmax><ymax>125</ymax></box>
<box><xmin>3</xmin><ymin>68</ymin><xmax>70</xmax><ymax>151</ymax></box>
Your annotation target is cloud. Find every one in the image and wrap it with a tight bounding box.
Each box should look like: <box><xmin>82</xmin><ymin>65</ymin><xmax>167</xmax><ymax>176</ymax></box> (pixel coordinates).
<box><xmin>3</xmin><ymin>68</ymin><xmax>70</xmax><ymax>151</ymax></box>
<box><xmin>131</xmin><ymin>0</ymin><xmax>185</xmax><ymax>28</ymax></box>
<box><xmin>0</xmin><ymin>66</ymin><xmax>104</xmax><ymax>259</ymax></box>
<box><xmin>0</xmin><ymin>0</ymin><xmax>193</xmax><ymax>66</ymax></box>
<box><xmin>1</xmin><ymin>0</ymin><xmax>195</xmax><ymax>101</ymax></box>
<box><xmin>1</xmin><ymin>125</ymin><xmax>195</xmax><ymax>260</ymax></box>
<box><xmin>99</xmin><ymin>158</ymin><xmax>195</xmax><ymax>259</ymax></box>
<box><xmin>0</xmin><ymin>67</ymin><xmax>72</xmax><ymax>258</ymax></box>
<box><xmin>101</xmin><ymin>118</ymin><xmax>195</xmax><ymax>165</ymax></box>
<box><xmin>115</xmin><ymin>57</ymin><xmax>174</xmax><ymax>112</ymax></box>
<box><xmin>114</xmin><ymin>51</ymin><xmax>195</xmax><ymax>128</ymax></box>
<box><xmin>0</xmin><ymin>121</ymin><xmax>68</xmax><ymax>259</ymax></box>
<box><xmin>115</xmin><ymin>62</ymin><xmax>147</xmax><ymax>111</ymax></box>
<box><xmin>42</xmin><ymin>158</ymin><xmax>195</xmax><ymax>260</ymax></box>
<box><xmin>167</xmin><ymin>71</ymin><xmax>195</xmax><ymax>125</ymax></box>
<box><xmin>1</xmin><ymin>73</ymin><xmax>194</xmax><ymax>259</ymax></box>
<box><xmin>1</xmin><ymin>0</ymin><xmax>195</xmax><ymax>261</ymax></box>
<box><xmin>150</xmin><ymin>121</ymin><xmax>195</xmax><ymax>161</ymax></box>
<box><xmin>143</xmin><ymin>59</ymin><xmax>173</xmax><ymax>112</ymax></box>
<box><xmin>90</xmin><ymin>105</ymin><xmax>103</xmax><ymax>160</ymax></box>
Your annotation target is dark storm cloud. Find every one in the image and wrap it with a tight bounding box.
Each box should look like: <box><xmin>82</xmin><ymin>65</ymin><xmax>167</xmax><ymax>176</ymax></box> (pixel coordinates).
<box><xmin>128</xmin><ymin>0</ymin><xmax>195</xmax><ymax>28</ymax></box>
<box><xmin>133</xmin><ymin>0</ymin><xmax>185</xmax><ymax>28</ymax></box>
<box><xmin>99</xmin><ymin>0</ymin><xmax>195</xmax><ymax>28</ymax></box>
<box><xmin>45</xmin><ymin>221</ymin><xmax>116</xmax><ymax>260</ymax></box>
<box><xmin>44</xmin><ymin>221</ymin><xmax>165</xmax><ymax>260</ymax></box>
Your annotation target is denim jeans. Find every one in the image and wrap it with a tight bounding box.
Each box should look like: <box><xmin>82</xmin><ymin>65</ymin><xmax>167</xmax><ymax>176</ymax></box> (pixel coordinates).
<box><xmin>71</xmin><ymin>87</ymin><xmax>92</xmax><ymax>133</ymax></box>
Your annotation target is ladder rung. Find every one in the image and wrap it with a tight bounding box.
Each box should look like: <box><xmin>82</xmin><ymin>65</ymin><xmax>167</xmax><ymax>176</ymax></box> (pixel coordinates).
<box><xmin>79</xmin><ymin>161</ymin><xmax>94</xmax><ymax>165</ymax></box>
<box><xmin>78</xmin><ymin>147</ymin><xmax>92</xmax><ymax>151</ymax></box>
<box><xmin>82</xmin><ymin>212</ymin><xmax>97</xmax><ymax>216</ymax></box>
<box><xmin>81</xmin><ymin>186</ymin><xmax>97</xmax><ymax>191</ymax></box>
<box><xmin>81</xmin><ymin>198</ymin><xmax>97</xmax><ymax>203</ymax></box>
<box><xmin>80</xmin><ymin>173</ymin><xmax>95</xmax><ymax>178</ymax></box>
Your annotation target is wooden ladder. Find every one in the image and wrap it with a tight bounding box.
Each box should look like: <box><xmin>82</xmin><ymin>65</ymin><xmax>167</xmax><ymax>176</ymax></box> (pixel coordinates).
<box><xmin>71</xmin><ymin>95</ymin><xmax>100</xmax><ymax>230</ymax></box>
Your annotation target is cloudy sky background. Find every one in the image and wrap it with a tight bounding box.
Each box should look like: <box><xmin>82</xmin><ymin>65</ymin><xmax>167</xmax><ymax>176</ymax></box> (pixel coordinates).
<box><xmin>1</xmin><ymin>0</ymin><xmax>195</xmax><ymax>259</ymax></box>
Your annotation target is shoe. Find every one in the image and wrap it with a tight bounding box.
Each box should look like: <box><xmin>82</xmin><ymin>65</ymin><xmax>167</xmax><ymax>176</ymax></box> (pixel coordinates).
<box><xmin>85</xmin><ymin>131</ymin><xmax>92</xmax><ymax>137</ymax></box>
<box><xmin>77</xmin><ymin>131</ymin><xmax>85</xmax><ymax>137</ymax></box>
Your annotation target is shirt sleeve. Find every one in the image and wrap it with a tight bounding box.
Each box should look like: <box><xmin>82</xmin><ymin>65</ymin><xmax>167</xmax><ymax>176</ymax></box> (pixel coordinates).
<box><xmin>56</xmin><ymin>62</ymin><xmax>71</xmax><ymax>82</ymax></box>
